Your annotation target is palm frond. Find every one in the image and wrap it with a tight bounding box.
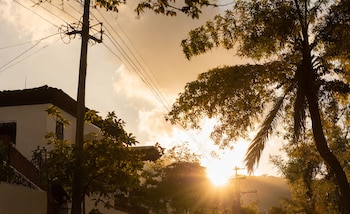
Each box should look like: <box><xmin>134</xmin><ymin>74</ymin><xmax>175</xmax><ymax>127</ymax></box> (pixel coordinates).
<box><xmin>245</xmin><ymin>83</ymin><xmax>295</xmax><ymax>173</ymax></box>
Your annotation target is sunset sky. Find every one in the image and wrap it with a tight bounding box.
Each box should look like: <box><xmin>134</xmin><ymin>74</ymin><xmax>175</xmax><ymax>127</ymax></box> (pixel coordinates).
<box><xmin>0</xmin><ymin>0</ymin><xmax>284</xmax><ymax>176</ymax></box>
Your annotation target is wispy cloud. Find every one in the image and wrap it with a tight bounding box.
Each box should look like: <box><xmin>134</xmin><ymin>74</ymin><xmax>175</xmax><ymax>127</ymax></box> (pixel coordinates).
<box><xmin>0</xmin><ymin>0</ymin><xmax>58</xmax><ymax>41</ymax></box>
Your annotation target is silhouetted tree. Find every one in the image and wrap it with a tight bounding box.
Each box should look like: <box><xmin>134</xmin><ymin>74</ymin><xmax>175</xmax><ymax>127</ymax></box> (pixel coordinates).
<box><xmin>43</xmin><ymin>106</ymin><xmax>143</xmax><ymax>213</ymax></box>
<box><xmin>166</xmin><ymin>0</ymin><xmax>350</xmax><ymax>213</ymax></box>
<box><xmin>271</xmin><ymin>108</ymin><xmax>350</xmax><ymax>214</ymax></box>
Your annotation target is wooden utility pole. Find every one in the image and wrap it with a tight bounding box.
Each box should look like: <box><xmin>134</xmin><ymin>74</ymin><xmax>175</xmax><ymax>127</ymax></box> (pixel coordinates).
<box><xmin>69</xmin><ymin>0</ymin><xmax>102</xmax><ymax>213</ymax></box>
<box><xmin>70</xmin><ymin>0</ymin><xmax>90</xmax><ymax>212</ymax></box>
<box><xmin>233</xmin><ymin>167</ymin><xmax>243</xmax><ymax>214</ymax></box>
<box><xmin>232</xmin><ymin>167</ymin><xmax>257</xmax><ymax>214</ymax></box>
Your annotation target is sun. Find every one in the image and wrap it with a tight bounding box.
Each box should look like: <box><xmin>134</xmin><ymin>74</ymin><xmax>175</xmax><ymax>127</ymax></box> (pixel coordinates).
<box><xmin>206</xmin><ymin>159</ymin><xmax>234</xmax><ymax>186</ymax></box>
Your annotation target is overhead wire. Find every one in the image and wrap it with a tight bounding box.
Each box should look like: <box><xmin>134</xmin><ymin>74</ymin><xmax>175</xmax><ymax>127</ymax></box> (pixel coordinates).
<box><xmin>89</xmin><ymin>9</ymin><xmax>162</xmax><ymax>103</ymax></box>
<box><xmin>13</xmin><ymin>0</ymin><xmax>217</xmax><ymax>165</ymax></box>
<box><xmin>105</xmin><ymin>11</ymin><xmax>171</xmax><ymax>109</ymax></box>
<box><xmin>0</xmin><ymin>38</ymin><xmax>51</xmax><ymax>50</ymax></box>
<box><xmin>113</xmin><ymin>18</ymin><xmax>172</xmax><ymax>110</ymax></box>
<box><xmin>0</xmin><ymin>32</ymin><xmax>60</xmax><ymax>74</ymax></box>
<box><xmin>13</xmin><ymin>0</ymin><xmax>60</xmax><ymax>28</ymax></box>
<box><xmin>102</xmin><ymin>31</ymin><xmax>167</xmax><ymax>105</ymax></box>
<box><xmin>29</xmin><ymin>0</ymin><xmax>79</xmax><ymax>25</ymax></box>
<box><xmin>45</xmin><ymin>0</ymin><xmax>82</xmax><ymax>22</ymax></box>
<box><xmin>0</xmin><ymin>38</ymin><xmax>61</xmax><ymax>74</ymax></box>
<box><xmin>88</xmin><ymin>8</ymin><xmax>215</xmax><ymax>162</ymax></box>
<box><xmin>92</xmin><ymin>8</ymin><xmax>170</xmax><ymax>110</ymax></box>
<box><xmin>101</xmin><ymin>40</ymin><xmax>123</xmax><ymax>62</ymax></box>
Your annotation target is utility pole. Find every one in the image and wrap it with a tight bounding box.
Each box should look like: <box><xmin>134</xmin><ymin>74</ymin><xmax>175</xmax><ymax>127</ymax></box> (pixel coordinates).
<box><xmin>67</xmin><ymin>0</ymin><xmax>102</xmax><ymax>213</ymax></box>
<box><xmin>70</xmin><ymin>0</ymin><xmax>90</xmax><ymax>211</ymax></box>
<box><xmin>232</xmin><ymin>167</ymin><xmax>257</xmax><ymax>214</ymax></box>
<box><xmin>233</xmin><ymin>166</ymin><xmax>244</xmax><ymax>214</ymax></box>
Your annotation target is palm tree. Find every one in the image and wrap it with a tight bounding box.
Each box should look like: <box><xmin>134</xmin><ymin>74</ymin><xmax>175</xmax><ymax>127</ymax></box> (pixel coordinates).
<box><xmin>167</xmin><ymin>0</ymin><xmax>350</xmax><ymax>212</ymax></box>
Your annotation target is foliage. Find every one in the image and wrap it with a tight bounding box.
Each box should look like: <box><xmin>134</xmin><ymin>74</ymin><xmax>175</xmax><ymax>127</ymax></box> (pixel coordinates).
<box><xmin>166</xmin><ymin>63</ymin><xmax>290</xmax><ymax>146</ymax></box>
<box><xmin>268</xmin><ymin>206</ymin><xmax>287</xmax><ymax>214</ymax></box>
<box><xmin>132</xmin><ymin>143</ymin><xmax>243</xmax><ymax>213</ymax></box>
<box><xmin>128</xmin><ymin>142</ymin><xmax>263</xmax><ymax>213</ymax></box>
<box><xmin>160</xmin><ymin>161</ymin><xmax>212</xmax><ymax>213</ymax></box>
<box><xmin>0</xmin><ymin>141</ymin><xmax>14</xmax><ymax>181</ymax></box>
<box><xmin>167</xmin><ymin>0</ymin><xmax>350</xmax><ymax>212</ymax></box>
<box><xmin>42</xmin><ymin>106</ymin><xmax>143</xmax><ymax>212</ymax></box>
<box><xmin>94</xmin><ymin>0</ymin><xmax>219</xmax><ymax>19</ymax></box>
<box><xmin>271</xmin><ymin>114</ymin><xmax>350</xmax><ymax>214</ymax></box>
<box><xmin>241</xmin><ymin>204</ymin><xmax>259</xmax><ymax>214</ymax></box>
<box><xmin>169</xmin><ymin>0</ymin><xmax>350</xmax><ymax>166</ymax></box>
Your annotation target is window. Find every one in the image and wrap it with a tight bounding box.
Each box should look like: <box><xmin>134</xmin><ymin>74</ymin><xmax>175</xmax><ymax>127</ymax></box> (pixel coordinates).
<box><xmin>0</xmin><ymin>122</ymin><xmax>17</xmax><ymax>145</ymax></box>
<box><xmin>55</xmin><ymin>121</ymin><xmax>64</xmax><ymax>141</ymax></box>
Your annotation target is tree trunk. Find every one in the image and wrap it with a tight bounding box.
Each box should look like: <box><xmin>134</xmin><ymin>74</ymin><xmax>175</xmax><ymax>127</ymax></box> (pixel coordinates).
<box><xmin>297</xmin><ymin>14</ymin><xmax>350</xmax><ymax>211</ymax></box>
<box><xmin>306</xmin><ymin>91</ymin><xmax>350</xmax><ymax>214</ymax></box>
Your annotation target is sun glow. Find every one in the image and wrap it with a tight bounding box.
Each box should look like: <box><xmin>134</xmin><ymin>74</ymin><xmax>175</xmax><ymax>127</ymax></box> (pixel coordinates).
<box><xmin>202</xmin><ymin>141</ymin><xmax>249</xmax><ymax>186</ymax></box>
<box><xmin>206</xmin><ymin>159</ymin><xmax>234</xmax><ymax>186</ymax></box>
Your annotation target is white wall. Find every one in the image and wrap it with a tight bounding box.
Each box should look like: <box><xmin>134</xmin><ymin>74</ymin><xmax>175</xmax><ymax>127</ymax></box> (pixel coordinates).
<box><xmin>0</xmin><ymin>182</ymin><xmax>46</xmax><ymax>214</ymax></box>
<box><xmin>0</xmin><ymin>104</ymin><xmax>48</xmax><ymax>159</ymax></box>
<box><xmin>0</xmin><ymin>104</ymin><xmax>100</xmax><ymax>159</ymax></box>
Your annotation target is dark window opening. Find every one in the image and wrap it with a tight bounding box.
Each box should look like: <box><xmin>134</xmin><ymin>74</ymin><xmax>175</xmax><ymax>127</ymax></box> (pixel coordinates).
<box><xmin>0</xmin><ymin>122</ymin><xmax>17</xmax><ymax>145</ymax></box>
<box><xmin>55</xmin><ymin>121</ymin><xmax>64</xmax><ymax>141</ymax></box>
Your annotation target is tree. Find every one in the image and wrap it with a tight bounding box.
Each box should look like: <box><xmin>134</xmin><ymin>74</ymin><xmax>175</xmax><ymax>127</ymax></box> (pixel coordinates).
<box><xmin>159</xmin><ymin>161</ymin><xmax>211</xmax><ymax>213</ymax></box>
<box><xmin>43</xmin><ymin>106</ymin><xmax>143</xmax><ymax>213</ymax></box>
<box><xmin>268</xmin><ymin>206</ymin><xmax>287</xmax><ymax>214</ymax></box>
<box><xmin>166</xmin><ymin>0</ymin><xmax>350</xmax><ymax>213</ymax></box>
<box><xmin>270</xmin><ymin>107</ymin><xmax>350</xmax><ymax>214</ymax></box>
<box><xmin>36</xmin><ymin>0</ymin><xmax>217</xmax><ymax>211</ymax></box>
<box><xmin>133</xmin><ymin>142</ymin><xmax>234</xmax><ymax>213</ymax></box>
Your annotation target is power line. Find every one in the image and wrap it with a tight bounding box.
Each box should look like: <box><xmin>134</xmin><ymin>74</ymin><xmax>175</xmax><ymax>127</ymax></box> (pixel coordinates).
<box><xmin>0</xmin><ymin>38</ymin><xmax>50</xmax><ymax>50</ymax></box>
<box><xmin>113</xmin><ymin>18</ymin><xmax>172</xmax><ymax>109</ymax></box>
<box><xmin>88</xmin><ymin>8</ymin><xmax>215</xmax><ymax>163</ymax></box>
<box><xmin>0</xmin><ymin>32</ymin><xmax>60</xmax><ymax>74</ymax></box>
<box><xmin>13</xmin><ymin>0</ymin><xmax>60</xmax><ymax>28</ymax></box>
<box><xmin>101</xmin><ymin>41</ymin><xmax>123</xmax><ymax>62</ymax></box>
<box><xmin>0</xmin><ymin>38</ymin><xmax>61</xmax><ymax>74</ymax></box>
<box><xmin>103</xmin><ymin>31</ymin><xmax>166</xmax><ymax>105</ymax></box>
<box><xmin>94</xmin><ymin>14</ymin><xmax>165</xmax><ymax>105</ymax></box>
<box><xmin>32</xmin><ymin>1</ymin><xmax>79</xmax><ymax>24</ymax></box>
<box><xmin>45</xmin><ymin>0</ymin><xmax>82</xmax><ymax>22</ymax></box>
<box><xmin>17</xmin><ymin>1</ymin><xmax>217</xmax><ymax>165</ymax></box>
<box><xmin>94</xmin><ymin>9</ymin><xmax>171</xmax><ymax>111</ymax></box>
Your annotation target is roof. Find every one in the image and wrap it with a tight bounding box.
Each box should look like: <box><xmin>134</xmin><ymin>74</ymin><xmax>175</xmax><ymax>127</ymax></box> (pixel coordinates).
<box><xmin>0</xmin><ymin>85</ymin><xmax>78</xmax><ymax>117</ymax></box>
<box><xmin>0</xmin><ymin>85</ymin><xmax>161</xmax><ymax>161</ymax></box>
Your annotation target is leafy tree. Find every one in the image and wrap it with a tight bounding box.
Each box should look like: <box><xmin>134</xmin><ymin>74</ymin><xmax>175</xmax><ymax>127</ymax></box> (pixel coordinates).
<box><xmin>134</xmin><ymin>143</ymin><xmax>233</xmax><ymax>213</ymax></box>
<box><xmin>268</xmin><ymin>206</ymin><xmax>287</xmax><ymax>214</ymax></box>
<box><xmin>271</xmin><ymin>109</ymin><xmax>350</xmax><ymax>214</ymax></box>
<box><xmin>241</xmin><ymin>204</ymin><xmax>259</xmax><ymax>214</ymax></box>
<box><xmin>42</xmin><ymin>106</ymin><xmax>143</xmax><ymax>213</ymax></box>
<box><xmin>165</xmin><ymin>0</ymin><xmax>350</xmax><ymax>213</ymax></box>
<box><xmin>159</xmin><ymin>161</ymin><xmax>211</xmax><ymax>213</ymax></box>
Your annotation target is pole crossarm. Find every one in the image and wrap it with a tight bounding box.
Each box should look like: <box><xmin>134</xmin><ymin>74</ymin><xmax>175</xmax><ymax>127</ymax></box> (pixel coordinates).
<box><xmin>64</xmin><ymin>22</ymin><xmax>103</xmax><ymax>43</ymax></box>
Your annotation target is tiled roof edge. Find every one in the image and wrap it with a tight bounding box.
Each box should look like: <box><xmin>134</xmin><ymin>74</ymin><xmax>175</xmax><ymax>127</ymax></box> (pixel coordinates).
<box><xmin>0</xmin><ymin>85</ymin><xmax>78</xmax><ymax>117</ymax></box>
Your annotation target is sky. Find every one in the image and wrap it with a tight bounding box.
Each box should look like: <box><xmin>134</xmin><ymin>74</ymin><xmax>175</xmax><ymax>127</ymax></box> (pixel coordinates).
<box><xmin>0</xmin><ymin>0</ymin><xmax>285</xmax><ymax>176</ymax></box>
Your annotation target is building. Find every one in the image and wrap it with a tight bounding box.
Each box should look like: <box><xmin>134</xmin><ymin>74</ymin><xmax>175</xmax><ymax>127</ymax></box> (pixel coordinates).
<box><xmin>0</xmin><ymin>85</ymin><xmax>161</xmax><ymax>214</ymax></box>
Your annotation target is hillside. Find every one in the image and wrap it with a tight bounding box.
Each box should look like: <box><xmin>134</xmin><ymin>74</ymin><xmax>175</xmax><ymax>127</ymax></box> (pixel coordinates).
<box><xmin>239</xmin><ymin>176</ymin><xmax>290</xmax><ymax>212</ymax></box>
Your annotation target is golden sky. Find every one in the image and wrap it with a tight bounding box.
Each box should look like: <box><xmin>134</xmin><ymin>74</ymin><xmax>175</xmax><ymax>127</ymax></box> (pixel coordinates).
<box><xmin>0</xmin><ymin>0</ymin><xmax>284</xmax><ymax>176</ymax></box>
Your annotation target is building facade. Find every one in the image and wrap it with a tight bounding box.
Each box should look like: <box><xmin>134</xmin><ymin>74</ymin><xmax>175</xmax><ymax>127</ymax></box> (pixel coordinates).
<box><xmin>0</xmin><ymin>85</ymin><xmax>99</xmax><ymax>160</ymax></box>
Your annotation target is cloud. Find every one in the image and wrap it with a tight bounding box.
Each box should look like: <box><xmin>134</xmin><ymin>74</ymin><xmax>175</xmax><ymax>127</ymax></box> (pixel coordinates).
<box><xmin>0</xmin><ymin>0</ymin><xmax>281</xmax><ymax>176</ymax></box>
<box><xmin>0</xmin><ymin>0</ymin><xmax>57</xmax><ymax>41</ymax></box>
<box><xmin>112</xmin><ymin>64</ymin><xmax>177</xmax><ymax>145</ymax></box>
<box><xmin>113</xmin><ymin>64</ymin><xmax>159</xmax><ymax>104</ymax></box>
